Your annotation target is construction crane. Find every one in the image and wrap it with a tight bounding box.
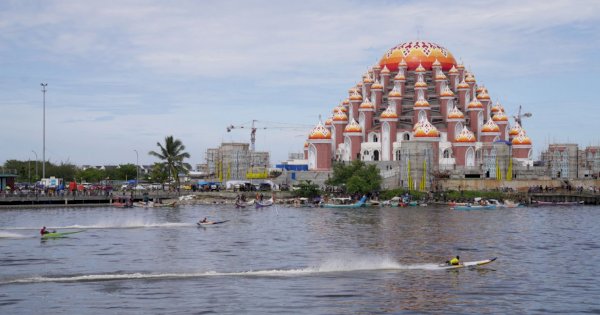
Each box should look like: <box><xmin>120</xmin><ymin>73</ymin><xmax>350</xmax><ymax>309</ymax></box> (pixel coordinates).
<box><xmin>226</xmin><ymin>120</ymin><xmax>312</xmax><ymax>152</ymax></box>
<box><xmin>512</xmin><ymin>105</ymin><xmax>532</xmax><ymax>127</ymax></box>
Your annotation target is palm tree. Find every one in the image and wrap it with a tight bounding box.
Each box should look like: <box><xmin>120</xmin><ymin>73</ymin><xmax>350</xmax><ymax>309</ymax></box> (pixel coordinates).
<box><xmin>148</xmin><ymin>136</ymin><xmax>191</xmax><ymax>190</ymax></box>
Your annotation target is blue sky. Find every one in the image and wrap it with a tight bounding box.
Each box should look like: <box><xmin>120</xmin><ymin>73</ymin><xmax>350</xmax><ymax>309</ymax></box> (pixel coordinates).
<box><xmin>1</xmin><ymin>0</ymin><xmax>599</xmax><ymax>167</ymax></box>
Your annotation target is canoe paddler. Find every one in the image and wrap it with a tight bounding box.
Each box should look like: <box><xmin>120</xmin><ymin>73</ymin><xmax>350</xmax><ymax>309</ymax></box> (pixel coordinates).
<box><xmin>446</xmin><ymin>255</ymin><xmax>460</xmax><ymax>266</ymax></box>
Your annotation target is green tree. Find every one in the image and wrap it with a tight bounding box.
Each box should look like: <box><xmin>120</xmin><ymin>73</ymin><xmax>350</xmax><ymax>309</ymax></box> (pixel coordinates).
<box><xmin>76</xmin><ymin>167</ymin><xmax>106</xmax><ymax>183</ymax></box>
<box><xmin>46</xmin><ymin>161</ymin><xmax>78</xmax><ymax>181</ymax></box>
<box><xmin>148</xmin><ymin>136</ymin><xmax>191</xmax><ymax>189</ymax></box>
<box><xmin>117</xmin><ymin>164</ymin><xmax>138</xmax><ymax>181</ymax></box>
<box><xmin>149</xmin><ymin>162</ymin><xmax>168</xmax><ymax>184</ymax></box>
<box><xmin>292</xmin><ymin>180</ymin><xmax>321</xmax><ymax>198</ymax></box>
<box><xmin>326</xmin><ymin>160</ymin><xmax>382</xmax><ymax>195</ymax></box>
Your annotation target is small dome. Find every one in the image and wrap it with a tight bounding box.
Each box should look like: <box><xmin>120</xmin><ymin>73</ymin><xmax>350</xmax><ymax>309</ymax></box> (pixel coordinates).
<box><xmin>414</xmin><ymin>94</ymin><xmax>430</xmax><ymax>108</ymax></box>
<box><xmin>380</xmin><ymin>105</ymin><xmax>398</xmax><ymax>119</ymax></box>
<box><xmin>492</xmin><ymin>110</ymin><xmax>508</xmax><ymax>122</ymax></box>
<box><xmin>308</xmin><ymin>121</ymin><xmax>331</xmax><ymax>140</ymax></box>
<box><xmin>371</xmin><ymin>80</ymin><xmax>383</xmax><ymax>90</ymax></box>
<box><xmin>333</xmin><ymin>109</ymin><xmax>348</xmax><ymax>122</ymax></box>
<box><xmin>455</xmin><ymin>126</ymin><xmax>476</xmax><ymax>143</ymax></box>
<box><xmin>357</xmin><ymin>81</ymin><xmax>363</xmax><ymax>88</ymax></box>
<box><xmin>512</xmin><ymin>129</ymin><xmax>532</xmax><ymax>145</ymax></box>
<box><xmin>415</xmin><ymin>63</ymin><xmax>426</xmax><ymax>73</ymax></box>
<box><xmin>508</xmin><ymin>122</ymin><xmax>522</xmax><ymax>136</ymax></box>
<box><xmin>481</xmin><ymin>118</ymin><xmax>500</xmax><ymax>133</ymax></box>
<box><xmin>490</xmin><ymin>102</ymin><xmax>504</xmax><ymax>114</ymax></box>
<box><xmin>435</xmin><ymin>71</ymin><xmax>447</xmax><ymax>80</ymax></box>
<box><xmin>394</xmin><ymin>71</ymin><xmax>406</xmax><ymax>81</ymax></box>
<box><xmin>359</xmin><ymin>98</ymin><xmax>375</xmax><ymax>110</ymax></box>
<box><xmin>465</xmin><ymin>73</ymin><xmax>476</xmax><ymax>83</ymax></box>
<box><xmin>363</xmin><ymin>74</ymin><xmax>373</xmax><ymax>84</ymax></box>
<box><xmin>477</xmin><ymin>89</ymin><xmax>490</xmax><ymax>100</ymax></box>
<box><xmin>456</xmin><ymin>63</ymin><xmax>465</xmax><ymax>70</ymax></box>
<box><xmin>413</xmin><ymin>117</ymin><xmax>440</xmax><ymax>138</ymax></box>
<box><xmin>432</xmin><ymin>59</ymin><xmax>441</xmax><ymax>67</ymax></box>
<box><xmin>388</xmin><ymin>86</ymin><xmax>402</xmax><ymax>98</ymax></box>
<box><xmin>349</xmin><ymin>90</ymin><xmax>363</xmax><ymax>101</ymax></box>
<box><xmin>414</xmin><ymin>77</ymin><xmax>428</xmax><ymax>88</ymax></box>
<box><xmin>457</xmin><ymin>79</ymin><xmax>470</xmax><ymax>89</ymax></box>
<box><xmin>373</xmin><ymin>64</ymin><xmax>381</xmax><ymax>70</ymax></box>
<box><xmin>449</xmin><ymin>65</ymin><xmax>458</xmax><ymax>74</ymax></box>
<box><xmin>324</xmin><ymin>116</ymin><xmax>333</xmax><ymax>126</ymax></box>
<box><xmin>440</xmin><ymin>85</ymin><xmax>455</xmax><ymax>97</ymax></box>
<box><xmin>447</xmin><ymin>105</ymin><xmax>465</xmax><ymax>119</ymax></box>
<box><xmin>476</xmin><ymin>85</ymin><xmax>485</xmax><ymax>94</ymax></box>
<box><xmin>344</xmin><ymin>118</ymin><xmax>362</xmax><ymax>133</ymax></box>
<box><xmin>398</xmin><ymin>58</ymin><xmax>408</xmax><ymax>68</ymax></box>
<box><xmin>348</xmin><ymin>87</ymin><xmax>359</xmax><ymax>95</ymax></box>
<box><xmin>332</xmin><ymin>105</ymin><xmax>347</xmax><ymax>114</ymax></box>
<box><xmin>467</xmin><ymin>98</ymin><xmax>483</xmax><ymax>110</ymax></box>
<box><xmin>304</xmin><ymin>141</ymin><xmax>309</xmax><ymax>148</ymax></box>
<box><xmin>381</xmin><ymin>65</ymin><xmax>390</xmax><ymax>74</ymax></box>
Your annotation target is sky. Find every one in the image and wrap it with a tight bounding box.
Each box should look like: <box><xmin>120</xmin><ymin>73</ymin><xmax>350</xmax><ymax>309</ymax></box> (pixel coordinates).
<box><xmin>1</xmin><ymin>0</ymin><xmax>600</xmax><ymax>168</ymax></box>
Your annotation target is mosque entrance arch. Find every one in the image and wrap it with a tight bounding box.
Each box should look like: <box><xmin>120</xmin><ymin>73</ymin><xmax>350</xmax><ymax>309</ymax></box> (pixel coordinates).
<box><xmin>373</xmin><ymin>150</ymin><xmax>380</xmax><ymax>161</ymax></box>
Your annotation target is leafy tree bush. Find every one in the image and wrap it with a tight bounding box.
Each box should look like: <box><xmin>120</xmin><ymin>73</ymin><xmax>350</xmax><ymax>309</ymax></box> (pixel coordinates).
<box><xmin>326</xmin><ymin>160</ymin><xmax>382</xmax><ymax>195</ymax></box>
<box><xmin>291</xmin><ymin>180</ymin><xmax>321</xmax><ymax>198</ymax></box>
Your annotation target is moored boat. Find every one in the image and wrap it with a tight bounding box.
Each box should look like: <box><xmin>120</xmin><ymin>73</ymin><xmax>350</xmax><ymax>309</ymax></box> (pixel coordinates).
<box><xmin>322</xmin><ymin>195</ymin><xmax>367</xmax><ymax>209</ymax></box>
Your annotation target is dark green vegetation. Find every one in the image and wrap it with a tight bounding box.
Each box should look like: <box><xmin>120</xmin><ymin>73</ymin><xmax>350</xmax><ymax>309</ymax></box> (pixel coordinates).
<box><xmin>292</xmin><ymin>180</ymin><xmax>321</xmax><ymax>198</ymax></box>
<box><xmin>148</xmin><ymin>136</ymin><xmax>191</xmax><ymax>189</ymax></box>
<box><xmin>2</xmin><ymin>160</ymin><xmax>137</xmax><ymax>182</ymax></box>
<box><xmin>326</xmin><ymin>161</ymin><xmax>382</xmax><ymax>195</ymax></box>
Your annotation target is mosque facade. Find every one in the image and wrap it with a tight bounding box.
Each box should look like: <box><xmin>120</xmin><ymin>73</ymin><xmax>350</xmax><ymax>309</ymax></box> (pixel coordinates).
<box><xmin>304</xmin><ymin>41</ymin><xmax>533</xmax><ymax>189</ymax></box>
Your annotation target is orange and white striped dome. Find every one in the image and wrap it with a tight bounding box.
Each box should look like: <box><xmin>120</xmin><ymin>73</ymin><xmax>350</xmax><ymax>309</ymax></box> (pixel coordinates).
<box><xmin>512</xmin><ymin>129</ymin><xmax>532</xmax><ymax>145</ymax></box>
<box><xmin>332</xmin><ymin>109</ymin><xmax>348</xmax><ymax>122</ymax></box>
<box><xmin>349</xmin><ymin>90</ymin><xmax>363</xmax><ymax>101</ymax></box>
<box><xmin>481</xmin><ymin>118</ymin><xmax>500</xmax><ymax>133</ymax></box>
<box><xmin>455</xmin><ymin>126</ymin><xmax>476</xmax><ymax>143</ymax></box>
<box><xmin>440</xmin><ymin>85</ymin><xmax>455</xmax><ymax>97</ymax></box>
<box><xmin>304</xmin><ymin>141</ymin><xmax>309</xmax><ymax>148</ymax></box>
<box><xmin>491</xmin><ymin>103</ymin><xmax>504</xmax><ymax>114</ymax></box>
<box><xmin>380</xmin><ymin>65</ymin><xmax>390</xmax><ymax>74</ymax></box>
<box><xmin>324</xmin><ymin>116</ymin><xmax>333</xmax><ymax>126</ymax></box>
<box><xmin>342</xmin><ymin>98</ymin><xmax>350</xmax><ymax>106</ymax></box>
<box><xmin>449</xmin><ymin>65</ymin><xmax>458</xmax><ymax>74</ymax></box>
<box><xmin>398</xmin><ymin>58</ymin><xmax>408</xmax><ymax>68</ymax></box>
<box><xmin>508</xmin><ymin>122</ymin><xmax>522</xmax><ymax>136</ymax></box>
<box><xmin>308</xmin><ymin>121</ymin><xmax>331</xmax><ymax>140</ymax></box>
<box><xmin>363</xmin><ymin>74</ymin><xmax>373</xmax><ymax>84</ymax></box>
<box><xmin>359</xmin><ymin>98</ymin><xmax>375</xmax><ymax>110</ymax></box>
<box><xmin>388</xmin><ymin>86</ymin><xmax>402</xmax><ymax>98</ymax></box>
<box><xmin>414</xmin><ymin>94</ymin><xmax>430</xmax><ymax>108</ymax></box>
<box><xmin>465</xmin><ymin>73</ymin><xmax>476</xmax><ymax>83</ymax></box>
<box><xmin>415</xmin><ymin>77</ymin><xmax>428</xmax><ymax>88</ymax></box>
<box><xmin>371</xmin><ymin>80</ymin><xmax>383</xmax><ymax>90</ymax></box>
<box><xmin>456</xmin><ymin>63</ymin><xmax>465</xmax><ymax>70</ymax></box>
<box><xmin>435</xmin><ymin>71</ymin><xmax>447</xmax><ymax>81</ymax></box>
<box><xmin>492</xmin><ymin>110</ymin><xmax>508</xmax><ymax>122</ymax></box>
<box><xmin>332</xmin><ymin>105</ymin><xmax>347</xmax><ymax>114</ymax></box>
<box><xmin>415</xmin><ymin>63</ymin><xmax>426</xmax><ymax>73</ymax></box>
<box><xmin>380</xmin><ymin>105</ymin><xmax>398</xmax><ymax>119</ymax></box>
<box><xmin>394</xmin><ymin>71</ymin><xmax>406</xmax><ymax>81</ymax></box>
<box><xmin>447</xmin><ymin>105</ymin><xmax>465</xmax><ymax>119</ymax></box>
<box><xmin>467</xmin><ymin>98</ymin><xmax>483</xmax><ymax>110</ymax></box>
<box><xmin>379</xmin><ymin>41</ymin><xmax>456</xmax><ymax>72</ymax></box>
<box><xmin>457</xmin><ymin>79</ymin><xmax>470</xmax><ymax>89</ymax></box>
<box><xmin>413</xmin><ymin>118</ymin><xmax>440</xmax><ymax>138</ymax></box>
<box><xmin>477</xmin><ymin>89</ymin><xmax>490</xmax><ymax>100</ymax></box>
<box><xmin>344</xmin><ymin>118</ymin><xmax>362</xmax><ymax>133</ymax></box>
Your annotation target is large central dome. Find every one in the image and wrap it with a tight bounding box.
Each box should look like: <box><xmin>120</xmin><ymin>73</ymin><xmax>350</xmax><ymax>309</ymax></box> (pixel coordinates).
<box><xmin>379</xmin><ymin>41</ymin><xmax>456</xmax><ymax>72</ymax></box>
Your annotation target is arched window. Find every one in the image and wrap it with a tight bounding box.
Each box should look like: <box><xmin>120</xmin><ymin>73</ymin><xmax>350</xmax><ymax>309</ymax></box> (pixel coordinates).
<box><xmin>359</xmin><ymin>112</ymin><xmax>365</xmax><ymax>134</ymax></box>
<box><xmin>343</xmin><ymin>136</ymin><xmax>351</xmax><ymax>161</ymax></box>
<box><xmin>371</xmin><ymin>134</ymin><xmax>379</xmax><ymax>142</ymax></box>
<box><xmin>443</xmin><ymin>149</ymin><xmax>451</xmax><ymax>158</ymax></box>
<box><xmin>395</xmin><ymin>150</ymin><xmax>401</xmax><ymax>161</ymax></box>
<box><xmin>308</xmin><ymin>144</ymin><xmax>317</xmax><ymax>170</ymax></box>
<box><xmin>418</xmin><ymin>110</ymin><xmax>426</xmax><ymax>122</ymax></box>
<box><xmin>455</xmin><ymin>122</ymin><xmax>463</xmax><ymax>139</ymax></box>
<box><xmin>382</xmin><ymin>122</ymin><xmax>390</xmax><ymax>161</ymax></box>
<box><xmin>373</xmin><ymin>150</ymin><xmax>380</xmax><ymax>161</ymax></box>
<box><xmin>403</xmin><ymin>133</ymin><xmax>410</xmax><ymax>141</ymax></box>
<box><xmin>466</xmin><ymin>147</ymin><xmax>475</xmax><ymax>167</ymax></box>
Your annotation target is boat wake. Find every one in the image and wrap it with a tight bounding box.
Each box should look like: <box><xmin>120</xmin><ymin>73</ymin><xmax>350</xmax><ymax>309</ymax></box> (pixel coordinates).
<box><xmin>4</xmin><ymin>219</ymin><xmax>194</xmax><ymax>231</ymax></box>
<box><xmin>0</xmin><ymin>231</ymin><xmax>37</xmax><ymax>239</ymax></box>
<box><xmin>0</xmin><ymin>257</ymin><xmax>444</xmax><ymax>285</ymax></box>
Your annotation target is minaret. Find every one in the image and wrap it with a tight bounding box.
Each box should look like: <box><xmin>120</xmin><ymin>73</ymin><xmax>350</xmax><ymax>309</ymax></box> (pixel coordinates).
<box><xmin>456</xmin><ymin>63</ymin><xmax>466</xmax><ymax>81</ymax></box>
<box><xmin>324</xmin><ymin>116</ymin><xmax>334</xmax><ymax>156</ymax></box>
<box><xmin>349</xmin><ymin>90</ymin><xmax>362</xmax><ymax>121</ymax></box>
<box><xmin>492</xmin><ymin>110</ymin><xmax>509</xmax><ymax>141</ymax></box>
<box><xmin>477</xmin><ymin>87</ymin><xmax>491</xmax><ymax>118</ymax></box>
<box><xmin>480</xmin><ymin>118</ymin><xmax>500</xmax><ymax>143</ymax></box>
<box><xmin>447</xmin><ymin>105</ymin><xmax>465</xmax><ymax>142</ymax></box>
<box><xmin>457</xmin><ymin>79</ymin><xmax>470</xmax><ymax>112</ymax></box>
<box><xmin>465</xmin><ymin>72</ymin><xmax>477</xmax><ymax>100</ymax></box>
<box><xmin>413</xmin><ymin>90</ymin><xmax>431</xmax><ymax>123</ymax></box>
<box><xmin>371</xmin><ymin>80</ymin><xmax>383</xmax><ymax>109</ymax></box>
<box><xmin>343</xmin><ymin>117</ymin><xmax>363</xmax><ymax>161</ymax></box>
<box><xmin>452</xmin><ymin>126</ymin><xmax>477</xmax><ymax>166</ymax></box>
<box><xmin>388</xmin><ymin>86</ymin><xmax>403</xmax><ymax>116</ymax></box>
<box><xmin>414</xmin><ymin>63</ymin><xmax>427</xmax><ymax>99</ymax></box>
<box><xmin>467</xmin><ymin>98</ymin><xmax>484</xmax><ymax>140</ymax></box>
<box><xmin>363</xmin><ymin>73</ymin><xmax>373</xmax><ymax>100</ymax></box>
<box><xmin>434</xmin><ymin>70</ymin><xmax>447</xmax><ymax>96</ymax></box>
<box><xmin>394</xmin><ymin>66</ymin><xmax>407</xmax><ymax>96</ymax></box>
<box><xmin>512</xmin><ymin>129</ymin><xmax>532</xmax><ymax>159</ymax></box>
<box><xmin>439</xmin><ymin>84</ymin><xmax>455</xmax><ymax>123</ymax></box>
<box><xmin>372</xmin><ymin>64</ymin><xmax>381</xmax><ymax>82</ymax></box>
<box><xmin>332</xmin><ymin>109</ymin><xmax>348</xmax><ymax>156</ymax></box>
<box><xmin>432</xmin><ymin>59</ymin><xmax>442</xmax><ymax>81</ymax></box>
<box><xmin>307</xmin><ymin>121</ymin><xmax>332</xmax><ymax>171</ymax></box>
<box><xmin>448</xmin><ymin>65</ymin><xmax>459</xmax><ymax>91</ymax></box>
<box><xmin>380</xmin><ymin>65</ymin><xmax>391</xmax><ymax>92</ymax></box>
<box><xmin>358</xmin><ymin>97</ymin><xmax>375</xmax><ymax>136</ymax></box>
<box><xmin>380</xmin><ymin>105</ymin><xmax>398</xmax><ymax>161</ymax></box>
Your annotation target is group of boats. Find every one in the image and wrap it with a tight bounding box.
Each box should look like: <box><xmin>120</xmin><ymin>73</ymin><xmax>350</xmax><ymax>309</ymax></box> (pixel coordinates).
<box><xmin>112</xmin><ymin>197</ymin><xmax>177</xmax><ymax>208</ymax></box>
<box><xmin>235</xmin><ymin>196</ymin><xmax>274</xmax><ymax>209</ymax></box>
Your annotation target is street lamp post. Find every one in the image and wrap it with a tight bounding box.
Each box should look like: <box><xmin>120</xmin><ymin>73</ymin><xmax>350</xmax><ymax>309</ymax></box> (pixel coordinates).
<box><xmin>134</xmin><ymin>149</ymin><xmax>139</xmax><ymax>186</ymax></box>
<box><xmin>31</xmin><ymin>150</ymin><xmax>38</xmax><ymax>180</ymax></box>
<box><xmin>41</xmin><ymin>83</ymin><xmax>48</xmax><ymax>179</ymax></box>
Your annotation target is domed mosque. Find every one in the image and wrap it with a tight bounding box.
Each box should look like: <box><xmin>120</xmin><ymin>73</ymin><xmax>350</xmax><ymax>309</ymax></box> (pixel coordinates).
<box><xmin>305</xmin><ymin>41</ymin><xmax>533</xmax><ymax>187</ymax></box>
